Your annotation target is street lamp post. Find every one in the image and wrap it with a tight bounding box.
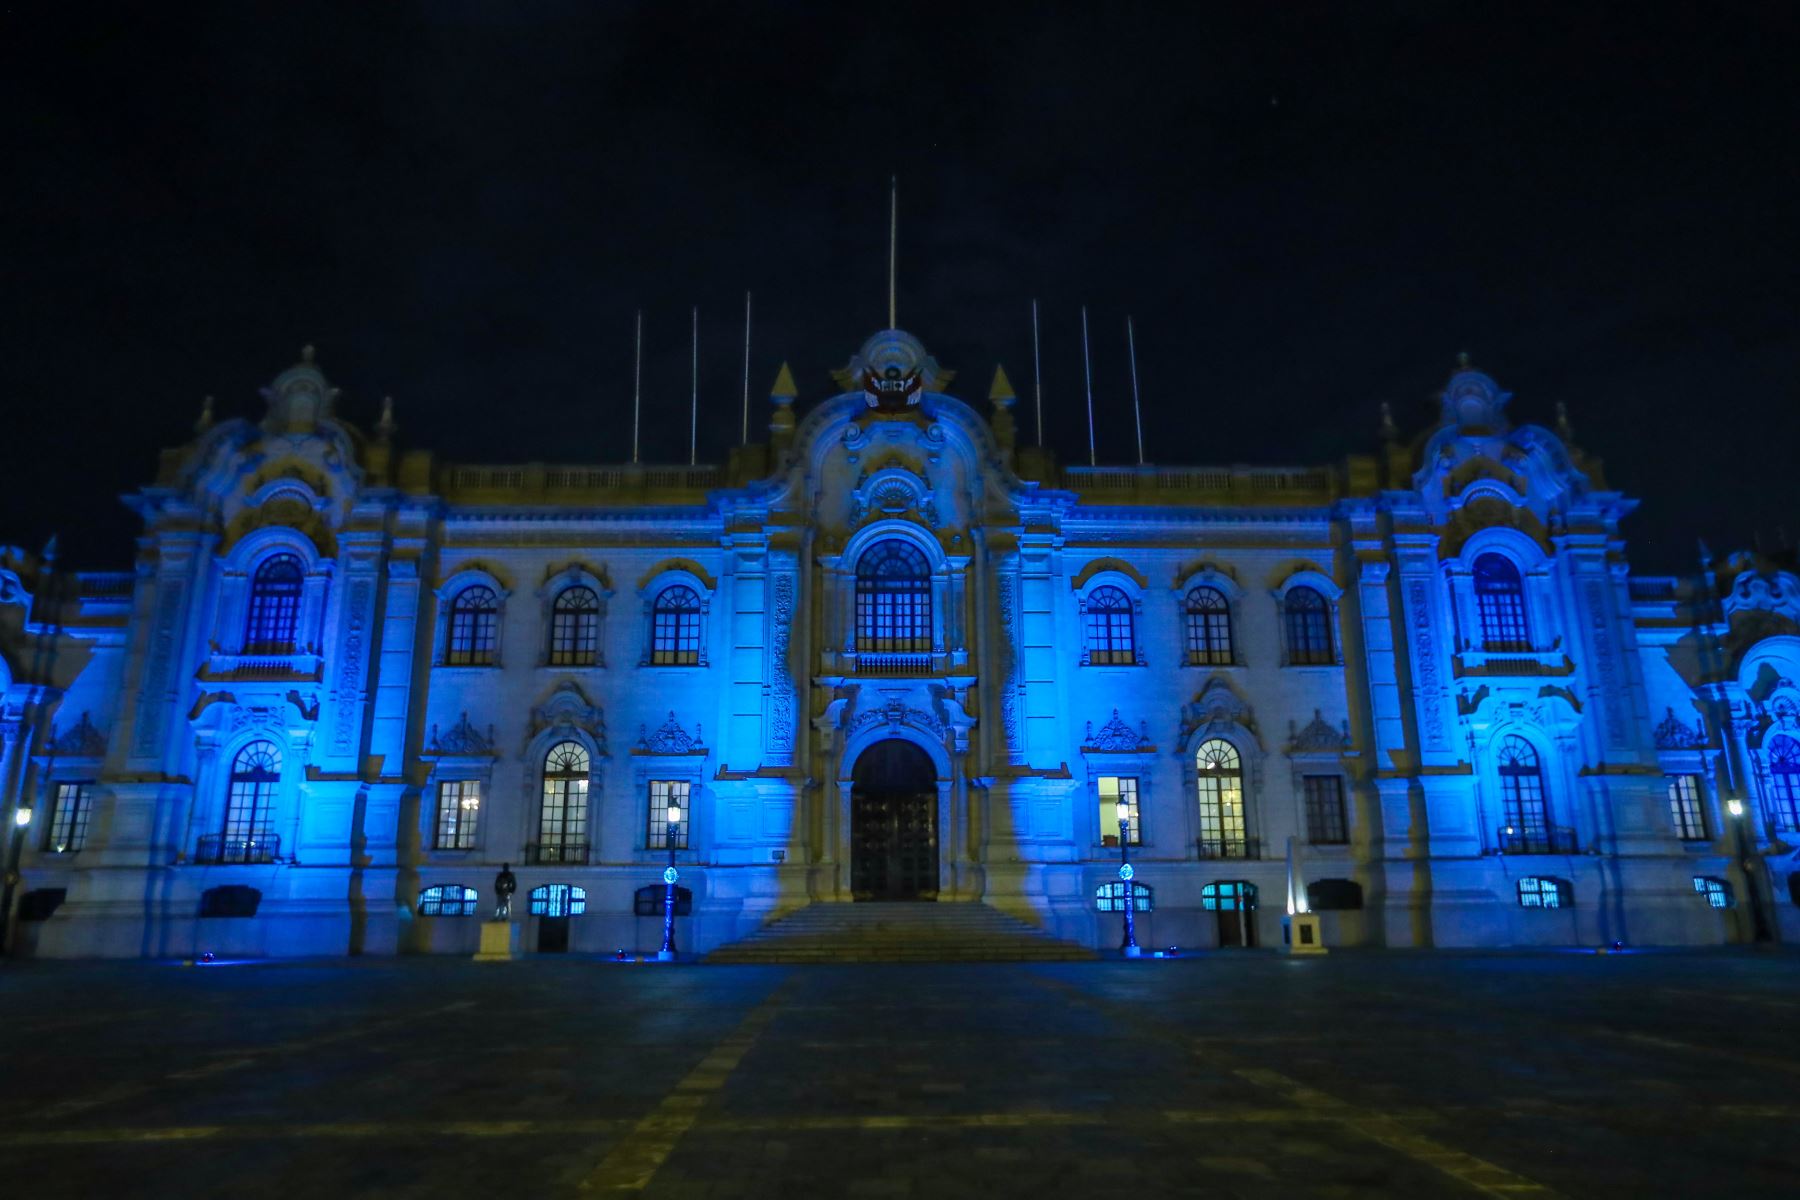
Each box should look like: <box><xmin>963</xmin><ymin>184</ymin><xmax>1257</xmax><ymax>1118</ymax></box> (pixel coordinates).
<box><xmin>1116</xmin><ymin>799</ymin><xmax>1141</xmax><ymax>959</ymax></box>
<box><xmin>1</xmin><ymin>806</ymin><xmax>32</xmax><ymax>956</ymax></box>
<box><xmin>1726</xmin><ymin>798</ymin><xmax>1772</xmax><ymax>943</ymax></box>
<box><xmin>657</xmin><ymin>801</ymin><xmax>682</xmax><ymax>962</ymax></box>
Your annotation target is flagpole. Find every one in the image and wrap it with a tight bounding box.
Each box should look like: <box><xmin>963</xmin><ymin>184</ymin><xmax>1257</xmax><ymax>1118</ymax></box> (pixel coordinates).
<box><xmin>632</xmin><ymin>309</ymin><xmax>642</xmax><ymax>466</ymax></box>
<box><xmin>689</xmin><ymin>305</ymin><xmax>699</xmax><ymax>467</ymax></box>
<box><xmin>1081</xmin><ymin>305</ymin><xmax>1096</xmax><ymax>467</ymax></box>
<box><xmin>1031</xmin><ymin>299</ymin><xmax>1044</xmax><ymax>447</ymax></box>
<box><xmin>888</xmin><ymin>175</ymin><xmax>898</xmax><ymax>329</ymax></box>
<box><xmin>741</xmin><ymin>290</ymin><xmax>752</xmax><ymax>446</ymax></box>
<box><xmin>1127</xmin><ymin>315</ymin><xmax>1144</xmax><ymax>466</ymax></box>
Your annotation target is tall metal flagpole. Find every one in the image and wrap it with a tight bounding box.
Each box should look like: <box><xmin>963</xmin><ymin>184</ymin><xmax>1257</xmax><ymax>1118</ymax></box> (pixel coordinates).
<box><xmin>1031</xmin><ymin>299</ymin><xmax>1044</xmax><ymax>447</ymax></box>
<box><xmin>632</xmin><ymin>309</ymin><xmax>643</xmax><ymax>465</ymax></box>
<box><xmin>741</xmin><ymin>291</ymin><xmax>752</xmax><ymax>446</ymax></box>
<box><xmin>689</xmin><ymin>306</ymin><xmax>699</xmax><ymax>467</ymax></box>
<box><xmin>888</xmin><ymin>175</ymin><xmax>898</xmax><ymax>329</ymax></box>
<box><xmin>1081</xmin><ymin>305</ymin><xmax>1096</xmax><ymax>466</ymax></box>
<box><xmin>1127</xmin><ymin>315</ymin><xmax>1145</xmax><ymax>466</ymax></box>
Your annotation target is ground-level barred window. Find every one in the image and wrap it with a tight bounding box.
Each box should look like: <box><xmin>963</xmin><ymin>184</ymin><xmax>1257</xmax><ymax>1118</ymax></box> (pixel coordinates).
<box><xmin>647</xmin><ymin>779</ymin><xmax>691</xmax><ymax>849</ymax></box>
<box><xmin>436</xmin><ymin>780</ymin><xmax>481</xmax><ymax>850</ymax></box>
<box><xmin>1303</xmin><ymin>775</ymin><xmax>1348</xmax><ymax>845</ymax></box>
<box><xmin>1098</xmin><ymin>775</ymin><xmax>1140</xmax><ymax>846</ymax></box>
<box><xmin>46</xmin><ymin>782</ymin><xmax>93</xmax><ymax>853</ymax></box>
<box><xmin>1095</xmin><ymin>880</ymin><xmax>1153</xmax><ymax>912</ymax></box>
<box><xmin>1692</xmin><ymin>876</ymin><xmax>1734</xmax><ymax>909</ymax></box>
<box><xmin>529</xmin><ymin>884</ymin><xmax>586</xmax><ymax>917</ymax></box>
<box><xmin>1666</xmin><ymin>774</ymin><xmax>1708</xmax><ymax>841</ymax></box>
<box><xmin>1516</xmin><ymin>876</ymin><xmax>1570</xmax><ymax>909</ymax></box>
<box><xmin>419</xmin><ymin>885</ymin><xmax>479</xmax><ymax>916</ymax></box>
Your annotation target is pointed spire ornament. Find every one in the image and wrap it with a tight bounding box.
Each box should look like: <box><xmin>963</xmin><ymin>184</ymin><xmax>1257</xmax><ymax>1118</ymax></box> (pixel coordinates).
<box><xmin>1456</xmin><ymin>350</ymin><xmax>1471</xmax><ymax>370</ymax></box>
<box><xmin>769</xmin><ymin>361</ymin><xmax>798</xmax><ymax>455</ymax></box>
<box><xmin>194</xmin><ymin>394</ymin><xmax>215</xmax><ymax>436</ymax></box>
<box><xmin>1379</xmin><ymin>401</ymin><xmax>1397</xmax><ymax>441</ymax></box>
<box><xmin>1555</xmin><ymin>401</ymin><xmax>1575</xmax><ymax>442</ymax></box>
<box><xmin>988</xmin><ymin>364</ymin><xmax>1016</xmax><ymax>404</ymax></box>
<box><xmin>301</xmin><ymin>344</ymin><xmax>317</xmax><ymax>365</ymax></box>
<box><xmin>376</xmin><ymin>395</ymin><xmax>397</xmax><ymax>442</ymax></box>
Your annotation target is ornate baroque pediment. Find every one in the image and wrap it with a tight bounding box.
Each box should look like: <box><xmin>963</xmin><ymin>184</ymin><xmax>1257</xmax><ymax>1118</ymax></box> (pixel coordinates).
<box><xmin>526</xmin><ymin>681</ymin><xmax>606</xmax><ymax>753</ymax></box>
<box><xmin>50</xmin><ymin>711</ymin><xmax>108</xmax><ymax>758</ymax></box>
<box><xmin>1083</xmin><ymin>710</ymin><xmax>1153</xmax><ymax>753</ymax></box>
<box><xmin>1653</xmin><ymin>707</ymin><xmax>1708</xmax><ymax>750</ymax></box>
<box><xmin>636</xmin><ymin>711</ymin><xmax>705</xmax><ymax>755</ymax></box>
<box><xmin>429</xmin><ymin>712</ymin><xmax>496</xmax><ymax>757</ymax></box>
<box><xmin>1178</xmin><ymin>677</ymin><xmax>1258</xmax><ymax>750</ymax></box>
<box><xmin>1287</xmin><ymin>709</ymin><xmax>1350</xmax><ymax>755</ymax></box>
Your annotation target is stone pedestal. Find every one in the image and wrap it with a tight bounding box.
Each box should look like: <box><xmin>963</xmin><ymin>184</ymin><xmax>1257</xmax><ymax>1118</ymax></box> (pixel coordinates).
<box><xmin>1283</xmin><ymin>913</ymin><xmax>1327</xmax><ymax>955</ymax></box>
<box><xmin>474</xmin><ymin>921</ymin><xmax>520</xmax><ymax>962</ymax></box>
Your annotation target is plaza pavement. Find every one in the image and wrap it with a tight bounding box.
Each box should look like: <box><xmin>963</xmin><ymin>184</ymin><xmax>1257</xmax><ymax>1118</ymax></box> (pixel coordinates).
<box><xmin>0</xmin><ymin>949</ymin><xmax>1796</xmax><ymax>1197</ymax></box>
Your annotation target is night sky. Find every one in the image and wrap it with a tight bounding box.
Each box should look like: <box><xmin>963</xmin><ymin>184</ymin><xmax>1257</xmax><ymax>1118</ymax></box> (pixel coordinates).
<box><xmin>5</xmin><ymin>3</ymin><xmax>1796</xmax><ymax>571</ymax></box>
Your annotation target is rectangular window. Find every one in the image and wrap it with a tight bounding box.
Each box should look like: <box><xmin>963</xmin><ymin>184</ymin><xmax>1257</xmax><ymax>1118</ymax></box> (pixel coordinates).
<box><xmin>45</xmin><ymin>782</ymin><xmax>93</xmax><ymax>853</ymax></box>
<box><xmin>647</xmin><ymin>779</ymin><xmax>691</xmax><ymax>849</ymax></box>
<box><xmin>435</xmin><ymin>780</ymin><xmax>481</xmax><ymax>850</ymax></box>
<box><xmin>1303</xmin><ymin>775</ymin><xmax>1348</xmax><ymax>845</ymax></box>
<box><xmin>1098</xmin><ymin>775</ymin><xmax>1140</xmax><ymax>845</ymax></box>
<box><xmin>1666</xmin><ymin>774</ymin><xmax>1708</xmax><ymax>841</ymax></box>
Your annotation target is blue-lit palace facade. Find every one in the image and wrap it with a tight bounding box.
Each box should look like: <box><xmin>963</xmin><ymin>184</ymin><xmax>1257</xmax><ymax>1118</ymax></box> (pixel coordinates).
<box><xmin>3</xmin><ymin>332</ymin><xmax>1796</xmax><ymax>957</ymax></box>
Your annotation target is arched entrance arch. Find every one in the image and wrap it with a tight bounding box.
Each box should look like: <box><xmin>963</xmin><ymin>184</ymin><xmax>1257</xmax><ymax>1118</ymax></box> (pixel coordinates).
<box><xmin>850</xmin><ymin>739</ymin><xmax>939</xmax><ymax>901</ymax></box>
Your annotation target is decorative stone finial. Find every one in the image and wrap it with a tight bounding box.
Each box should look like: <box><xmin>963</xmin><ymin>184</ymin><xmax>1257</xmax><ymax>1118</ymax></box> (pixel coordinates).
<box><xmin>1698</xmin><ymin>538</ymin><xmax>1713</xmax><ymax>570</ymax></box>
<box><xmin>1456</xmin><ymin>350</ymin><xmax>1471</xmax><ymax>370</ymax></box>
<box><xmin>376</xmin><ymin>395</ymin><xmax>397</xmax><ymax>441</ymax></box>
<box><xmin>301</xmin><ymin>344</ymin><xmax>316</xmax><ymax>364</ymax></box>
<box><xmin>769</xmin><ymin>362</ymin><xmax>798</xmax><ymax>404</ymax></box>
<box><xmin>194</xmin><ymin>394</ymin><xmax>215</xmax><ymax>436</ymax></box>
<box><xmin>1379</xmin><ymin>401</ymin><xmax>1396</xmax><ymax>440</ymax></box>
<box><xmin>988</xmin><ymin>364</ymin><xmax>1016</xmax><ymax>405</ymax></box>
<box><xmin>1555</xmin><ymin>401</ymin><xmax>1574</xmax><ymax>442</ymax></box>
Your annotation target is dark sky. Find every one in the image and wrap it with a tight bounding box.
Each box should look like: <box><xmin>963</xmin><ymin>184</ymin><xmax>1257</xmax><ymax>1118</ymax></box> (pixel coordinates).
<box><xmin>4</xmin><ymin>2</ymin><xmax>1796</xmax><ymax>571</ymax></box>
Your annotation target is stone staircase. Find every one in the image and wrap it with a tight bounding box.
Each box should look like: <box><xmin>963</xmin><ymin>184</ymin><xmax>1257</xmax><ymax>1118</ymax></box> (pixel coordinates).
<box><xmin>704</xmin><ymin>901</ymin><xmax>1097</xmax><ymax>964</ymax></box>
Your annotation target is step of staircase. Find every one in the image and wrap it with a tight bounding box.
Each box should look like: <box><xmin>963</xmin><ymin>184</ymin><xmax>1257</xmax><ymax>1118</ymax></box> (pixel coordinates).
<box><xmin>704</xmin><ymin>901</ymin><xmax>1097</xmax><ymax>964</ymax></box>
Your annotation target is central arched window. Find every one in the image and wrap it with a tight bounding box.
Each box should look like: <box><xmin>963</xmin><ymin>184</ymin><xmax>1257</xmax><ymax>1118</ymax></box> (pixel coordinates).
<box><xmin>550</xmin><ymin>585</ymin><xmax>600</xmax><ymax>666</ymax></box>
<box><xmin>650</xmin><ymin>585</ymin><xmax>702</xmax><ymax>665</ymax></box>
<box><xmin>1195</xmin><ymin>739</ymin><xmax>1248</xmax><ymax>857</ymax></box>
<box><xmin>245</xmin><ymin>554</ymin><xmax>304</xmax><ymax>653</ymax></box>
<box><xmin>222</xmin><ymin>741</ymin><xmax>280</xmax><ymax>863</ymax></box>
<box><xmin>1473</xmin><ymin>554</ymin><xmax>1530</xmax><ymax>650</ymax></box>
<box><xmin>1284</xmin><ymin>586</ymin><xmax>1333</xmax><ymax>665</ymax></box>
<box><xmin>1769</xmin><ymin>735</ymin><xmax>1800</xmax><ymax>830</ymax></box>
<box><xmin>1184</xmin><ymin>586</ymin><xmax>1233</xmax><ymax>665</ymax></box>
<box><xmin>1084</xmin><ymin>585</ymin><xmax>1136</xmax><ymax>665</ymax></box>
<box><xmin>1498</xmin><ymin>735</ymin><xmax>1552</xmax><ymax>851</ymax></box>
<box><xmin>447</xmin><ymin>585</ymin><xmax>499</xmax><ymax>666</ymax></box>
<box><xmin>535</xmin><ymin>741</ymin><xmax>591</xmax><ymax>863</ymax></box>
<box><xmin>855</xmin><ymin>540</ymin><xmax>932</xmax><ymax>654</ymax></box>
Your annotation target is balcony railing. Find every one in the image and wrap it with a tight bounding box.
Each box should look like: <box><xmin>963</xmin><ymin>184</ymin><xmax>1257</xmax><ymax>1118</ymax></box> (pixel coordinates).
<box><xmin>1497</xmin><ymin>826</ymin><xmax>1580</xmax><ymax>855</ymax></box>
<box><xmin>1198</xmin><ymin>837</ymin><xmax>1261</xmax><ymax>860</ymax></box>
<box><xmin>194</xmin><ymin>833</ymin><xmax>281</xmax><ymax>865</ymax></box>
<box><xmin>854</xmin><ymin>652</ymin><xmax>933</xmax><ymax>676</ymax></box>
<box><xmin>525</xmin><ymin>841</ymin><xmax>591</xmax><ymax>866</ymax></box>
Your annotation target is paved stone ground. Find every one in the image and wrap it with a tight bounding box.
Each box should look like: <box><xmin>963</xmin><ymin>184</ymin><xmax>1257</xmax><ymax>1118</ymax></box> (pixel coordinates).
<box><xmin>0</xmin><ymin>950</ymin><xmax>1797</xmax><ymax>1198</ymax></box>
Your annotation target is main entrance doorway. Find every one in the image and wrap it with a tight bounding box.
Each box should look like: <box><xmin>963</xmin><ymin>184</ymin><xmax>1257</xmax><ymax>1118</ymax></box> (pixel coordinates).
<box><xmin>851</xmin><ymin>739</ymin><xmax>939</xmax><ymax>901</ymax></box>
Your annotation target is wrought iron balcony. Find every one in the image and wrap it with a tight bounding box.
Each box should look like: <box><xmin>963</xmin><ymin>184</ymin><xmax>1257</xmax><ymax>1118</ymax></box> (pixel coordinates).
<box><xmin>1197</xmin><ymin>837</ymin><xmax>1261</xmax><ymax>860</ymax></box>
<box><xmin>853</xmin><ymin>651</ymin><xmax>934</xmax><ymax>677</ymax></box>
<box><xmin>194</xmin><ymin>833</ymin><xmax>281</xmax><ymax>865</ymax></box>
<box><xmin>525</xmin><ymin>841</ymin><xmax>591</xmax><ymax>866</ymax></box>
<box><xmin>1496</xmin><ymin>826</ymin><xmax>1580</xmax><ymax>855</ymax></box>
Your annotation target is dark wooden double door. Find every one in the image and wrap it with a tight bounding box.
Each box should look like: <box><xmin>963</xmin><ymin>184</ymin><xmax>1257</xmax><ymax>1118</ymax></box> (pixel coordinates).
<box><xmin>851</xmin><ymin>740</ymin><xmax>939</xmax><ymax>901</ymax></box>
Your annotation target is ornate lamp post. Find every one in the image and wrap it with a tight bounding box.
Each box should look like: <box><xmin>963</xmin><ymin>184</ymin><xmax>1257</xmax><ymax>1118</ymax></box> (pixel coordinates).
<box><xmin>1116</xmin><ymin>798</ymin><xmax>1141</xmax><ymax>958</ymax></box>
<box><xmin>1726</xmin><ymin>798</ymin><xmax>1772</xmax><ymax>943</ymax></box>
<box><xmin>656</xmin><ymin>799</ymin><xmax>682</xmax><ymax>962</ymax></box>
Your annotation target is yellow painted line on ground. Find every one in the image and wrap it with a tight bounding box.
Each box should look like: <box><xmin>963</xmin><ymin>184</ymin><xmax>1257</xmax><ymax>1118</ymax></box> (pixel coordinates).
<box><xmin>578</xmin><ymin>978</ymin><xmax>796</xmax><ymax>1193</ymax></box>
<box><xmin>1033</xmin><ymin>976</ymin><xmax>1560</xmax><ymax>1198</ymax></box>
<box><xmin>1595</xmin><ymin>1027</ymin><xmax>1800</xmax><ymax>1076</ymax></box>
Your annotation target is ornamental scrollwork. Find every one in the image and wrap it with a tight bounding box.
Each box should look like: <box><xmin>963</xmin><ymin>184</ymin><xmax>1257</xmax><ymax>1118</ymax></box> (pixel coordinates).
<box><xmin>1083</xmin><ymin>710</ymin><xmax>1153</xmax><ymax>753</ymax></box>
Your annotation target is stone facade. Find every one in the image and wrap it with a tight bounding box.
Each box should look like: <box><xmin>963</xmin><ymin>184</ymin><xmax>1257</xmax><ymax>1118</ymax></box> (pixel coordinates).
<box><xmin>1</xmin><ymin>333</ymin><xmax>1793</xmax><ymax>956</ymax></box>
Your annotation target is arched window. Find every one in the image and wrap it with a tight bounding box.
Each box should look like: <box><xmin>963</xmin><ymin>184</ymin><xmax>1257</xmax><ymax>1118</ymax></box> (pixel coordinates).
<box><xmin>446</xmin><ymin>585</ymin><xmax>499</xmax><ymax>666</ymax></box>
<box><xmin>1473</xmin><ymin>554</ymin><xmax>1530</xmax><ymax>650</ymax></box>
<box><xmin>528</xmin><ymin>883</ymin><xmax>588</xmax><ymax>917</ymax></box>
<box><xmin>650</xmin><ymin>585</ymin><xmax>702</xmax><ymax>665</ymax></box>
<box><xmin>222</xmin><ymin>741</ymin><xmax>280</xmax><ymax>863</ymax></box>
<box><xmin>418</xmin><ymin>884</ymin><xmax>479</xmax><ymax>916</ymax></box>
<box><xmin>1184</xmin><ymin>586</ymin><xmax>1233</xmax><ymax>665</ymax></box>
<box><xmin>1497</xmin><ymin>735</ymin><xmax>1553</xmax><ymax>852</ymax></box>
<box><xmin>1284</xmin><ymin>586</ymin><xmax>1333</xmax><ymax>665</ymax></box>
<box><xmin>549</xmin><ymin>585</ymin><xmax>600</xmax><ymax>666</ymax></box>
<box><xmin>1084</xmin><ymin>585</ymin><xmax>1136</xmax><ymax>665</ymax></box>
<box><xmin>1195</xmin><ymin>739</ymin><xmax>1248</xmax><ymax>857</ymax></box>
<box><xmin>855</xmin><ymin>540</ymin><xmax>932</xmax><ymax>655</ymax></box>
<box><xmin>534</xmin><ymin>741</ymin><xmax>590</xmax><ymax>863</ymax></box>
<box><xmin>1768</xmin><ymin>735</ymin><xmax>1800</xmax><ymax>830</ymax></box>
<box><xmin>245</xmin><ymin>554</ymin><xmax>304</xmax><ymax>653</ymax></box>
